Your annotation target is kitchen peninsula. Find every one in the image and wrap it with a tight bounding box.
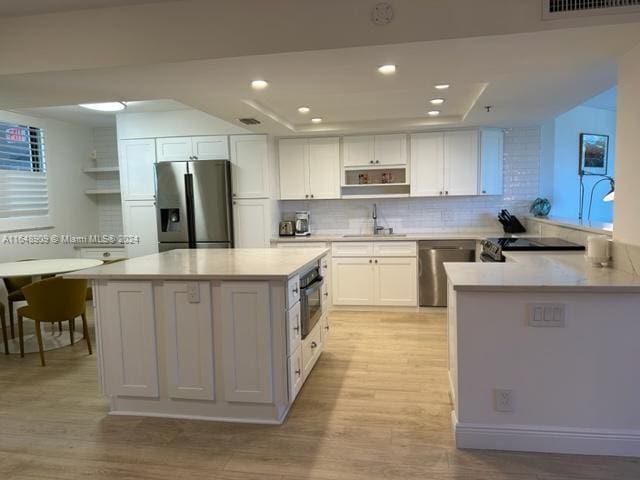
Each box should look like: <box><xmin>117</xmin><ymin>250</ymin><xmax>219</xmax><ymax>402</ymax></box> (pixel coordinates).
<box><xmin>66</xmin><ymin>248</ymin><xmax>330</xmax><ymax>424</ymax></box>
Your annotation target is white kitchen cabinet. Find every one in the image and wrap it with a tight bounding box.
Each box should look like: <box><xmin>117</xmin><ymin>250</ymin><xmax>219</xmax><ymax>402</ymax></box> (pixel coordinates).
<box><xmin>332</xmin><ymin>242</ymin><xmax>374</xmax><ymax>258</ymax></box>
<box><xmin>163</xmin><ymin>282</ymin><xmax>215</xmax><ymax>401</ymax></box>
<box><xmin>480</xmin><ymin>128</ymin><xmax>504</xmax><ymax>195</ymax></box>
<box><xmin>233</xmin><ymin>198</ymin><xmax>270</xmax><ymax>248</ymax></box>
<box><xmin>288</xmin><ymin>346</ymin><xmax>303</xmax><ymax>402</ymax></box>
<box><xmin>332</xmin><ymin>257</ymin><xmax>375</xmax><ymax>305</ymax></box>
<box><xmin>156</xmin><ymin>136</ymin><xmax>228</xmax><ymax>162</ymax></box>
<box><xmin>230</xmin><ymin>135</ymin><xmax>269</xmax><ymax>198</ymax></box>
<box><xmin>119</xmin><ymin>139</ymin><xmax>157</xmax><ymax>201</ymax></box>
<box><xmin>374</xmin><ymin>257</ymin><xmax>417</xmax><ymax>306</ymax></box>
<box><xmin>123</xmin><ymin>200</ymin><xmax>158</xmax><ymax>258</ymax></box>
<box><xmin>410</xmin><ymin>132</ymin><xmax>445</xmax><ymax>197</ymax></box>
<box><xmin>444</xmin><ymin>130</ymin><xmax>479</xmax><ymax>196</ymax></box>
<box><xmin>301</xmin><ymin>320</ymin><xmax>323</xmax><ymax>380</ymax></box>
<box><xmin>343</xmin><ymin>134</ymin><xmax>407</xmax><ymax>167</ymax></box>
<box><xmin>278</xmin><ymin>137</ymin><xmax>340</xmax><ymax>200</ymax></box>
<box><xmin>220</xmin><ymin>281</ymin><xmax>273</xmax><ymax>404</ymax></box>
<box><xmin>99</xmin><ymin>281</ymin><xmax>159</xmax><ymax>398</ymax></box>
<box><xmin>286</xmin><ymin>302</ymin><xmax>302</xmax><ymax>355</ymax></box>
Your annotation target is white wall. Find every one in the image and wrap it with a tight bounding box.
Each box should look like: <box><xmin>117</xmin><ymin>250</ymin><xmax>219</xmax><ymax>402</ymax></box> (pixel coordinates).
<box><xmin>280</xmin><ymin>127</ymin><xmax>540</xmax><ymax>234</ymax></box>
<box><xmin>613</xmin><ymin>42</ymin><xmax>640</xmax><ymax>246</ymax></box>
<box><xmin>551</xmin><ymin>105</ymin><xmax>617</xmax><ymax>223</ymax></box>
<box><xmin>0</xmin><ymin>110</ymin><xmax>98</xmax><ymax>261</ymax></box>
<box><xmin>539</xmin><ymin>119</ymin><xmax>555</xmax><ymax>200</ymax></box>
<box><xmin>116</xmin><ymin>109</ymin><xmax>249</xmax><ymax>139</ymax></box>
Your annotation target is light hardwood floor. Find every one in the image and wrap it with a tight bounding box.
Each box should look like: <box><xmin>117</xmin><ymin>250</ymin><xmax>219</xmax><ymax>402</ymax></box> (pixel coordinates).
<box><xmin>1</xmin><ymin>309</ymin><xmax>639</xmax><ymax>479</ymax></box>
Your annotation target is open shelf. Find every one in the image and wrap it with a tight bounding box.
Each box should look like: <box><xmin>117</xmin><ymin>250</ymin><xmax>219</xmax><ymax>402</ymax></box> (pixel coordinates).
<box><xmin>83</xmin><ymin>166</ymin><xmax>120</xmax><ymax>173</ymax></box>
<box><xmin>85</xmin><ymin>188</ymin><xmax>121</xmax><ymax>195</ymax></box>
<box><xmin>341</xmin><ymin>182</ymin><xmax>409</xmax><ymax>188</ymax></box>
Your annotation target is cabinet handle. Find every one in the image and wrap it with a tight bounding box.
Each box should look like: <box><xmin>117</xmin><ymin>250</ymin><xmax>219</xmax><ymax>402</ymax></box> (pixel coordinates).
<box><xmin>305</xmin><ymin>194</ymin><xmax>309</xmax><ymax>198</ymax></box>
<box><xmin>482</xmin><ymin>190</ymin><xmax>487</xmax><ymax>194</ymax></box>
<box><xmin>439</xmin><ymin>191</ymin><xmax>443</xmax><ymax>195</ymax></box>
<box><xmin>445</xmin><ymin>191</ymin><xmax>449</xmax><ymax>195</ymax></box>
<box><xmin>374</xmin><ymin>259</ymin><xmax>378</xmax><ymax>263</ymax></box>
<box><xmin>324</xmin><ymin>292</ymin><xmax>329</xmax><ymax>297</ymax></box>
<box><xmin>310</xmin><ymin>194</ymin><xmax>314</xmax><ymax>199</ymax></box>
<box><xmin>322</xmin><ymin>262</ymin><xmax>328</xmax><ymax>268</ymax></box>
<box><xmin>370</xmin><ymin>160</ymin><xmax>374</xmax><ymax>164</ymax></box>
<box><xmin>233</xmin><ymin>201</ymin><xmax>237</xmax><ymax>205</ymax></box>
<box><xmin>311</xmin><ymin>341</ymin><xmax>318</xmax><ymax>349</ymax></box>
<box><xmin>369</xmin><ymin>259</ymin><xmax>372</xmax><ymax>263</ymax></box>
<box><xmin>293</xmin><ymin>286</ymin><xmax>299</xmax><ymax>294</ymax></box>
<box><xmin>325</xmin><ymin>325</ymin><xmax>330</xmax><ymax>331</ymax></box>
<box><xmin>103</xmin><ymin>252</ymin><xmax>111</xmax><ymax>258</ymax></box>
<box><xmin>193</xmin><ymin>156</ymin><xmax>198</xmax><ymax>160</ymax></box>
<box><xmin>295</xmin><ymin>369</ymin><xmax>301</xmax><ymax>376</ymax></box>
<box><xmin>376</xmin><ymin>160</ymin><xmax>380</xmax><ymax>164</ymax></box>
<box><xmin>232</xmin><ymin>193</ymin><xmax>237</xmax><ymax>197</ymax></box>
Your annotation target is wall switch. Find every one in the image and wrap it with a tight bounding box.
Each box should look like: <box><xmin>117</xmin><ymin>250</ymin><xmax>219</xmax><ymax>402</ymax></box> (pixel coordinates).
<box><xmin>494</xmin><ymin>389</ymin><xmax>514</xmax><ymax>412</ymax></box>
<box><xmin>187</xmin><ymin>283</ymin><xmax>200</xmax><ymax>304</ymax></box>
<box><xmin>528</xmin><ymin>303</ymin><xmax>565</xmax><ymax>327</ymax></box>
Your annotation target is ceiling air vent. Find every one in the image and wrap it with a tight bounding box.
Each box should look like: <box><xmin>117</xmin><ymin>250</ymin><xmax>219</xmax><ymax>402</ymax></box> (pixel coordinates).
<box><xmin>543</xmin><ymin>0</ymin><xmax>640</xmax><ymax>19</ymax></box>
<box><xmin>238</xmin><ymin>118</ymin><xmax>261</xmax><ymax>125</ymax></box>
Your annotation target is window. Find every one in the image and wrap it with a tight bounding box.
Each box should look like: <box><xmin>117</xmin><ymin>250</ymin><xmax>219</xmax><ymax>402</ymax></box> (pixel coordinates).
<box><xmin>0</xmin><ymin>121</ymin><xmax>50</xmax><ymax>231</ymax></box>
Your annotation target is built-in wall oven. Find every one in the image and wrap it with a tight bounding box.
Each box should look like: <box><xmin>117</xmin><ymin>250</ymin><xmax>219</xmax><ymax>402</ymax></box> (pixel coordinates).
<box><xmin>299</xmin><ymin>266</ymin><xmax>324</xmax><ymax>339</ymax></box>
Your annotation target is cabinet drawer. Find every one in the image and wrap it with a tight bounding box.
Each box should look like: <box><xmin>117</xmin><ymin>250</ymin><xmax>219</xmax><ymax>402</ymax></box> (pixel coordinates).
<box><xmin>302</xmin><ymin>322</ymin><xmax>323</xmax><ymax>379</ymax></box>
<box><xmin>79</xmin><ymin>248</ymin><xmax>126</xmax><ymax>261</ymax></box>
<box><xmin>286</xmin><ymin>302</ymin><xmax>302</xmax><ymax>354</ymax></box>
<box><xmin>287</xmin><ymin>275</ymin><xmax>300</xmax><ymax>307</ymax></box>
<box><xmin>373</xmin><ymin>241</ymin><xmax>417</xmax><ymax>257</ymax></box>
<box><xmin>332</xmin><ymin>242</ymin><xmax>373</xmax><ymax>257</ymax></box>
<box><xmin>319</xmin><ymin>254</ymin><xmax>330</xmax><ymax>276</ymax></box>
<box><xmin>288</xmin><ymin>346</ymin><xmax>303</xmax><ymax>403</ymax></box>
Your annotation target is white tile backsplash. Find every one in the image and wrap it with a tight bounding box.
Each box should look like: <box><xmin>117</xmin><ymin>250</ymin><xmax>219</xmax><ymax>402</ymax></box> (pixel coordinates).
<box><xmin>92</xmin><ymin>127</ymin><xmax>123</xmax><ymax>235</ymax></box>
<box><xmin>281</xmin><ymin>127</ymin><xmax>541</xmax><ymax>235</ymax></box>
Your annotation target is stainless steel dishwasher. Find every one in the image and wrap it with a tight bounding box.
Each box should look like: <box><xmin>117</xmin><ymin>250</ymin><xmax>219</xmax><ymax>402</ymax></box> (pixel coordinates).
<box><xmin>419</xmin><ymin>240</ymin><xmax>476</xmax><ymax>307</ymax></box>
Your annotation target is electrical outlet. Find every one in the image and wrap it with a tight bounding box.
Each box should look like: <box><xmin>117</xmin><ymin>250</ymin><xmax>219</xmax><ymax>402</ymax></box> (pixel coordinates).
<box><xmin>528</xmin><ymin>303</ymin><xmax>565</xmax><ymax>327</ymax></box>
<box><xmin>187</xmin><ymin>283</ymin><xmax>200</xmax><ymax>304</ymax></box>
<box><xmin>494</xmin><ymin>389</ymin><xmax>514</xmax><ymax>412</ymax></box>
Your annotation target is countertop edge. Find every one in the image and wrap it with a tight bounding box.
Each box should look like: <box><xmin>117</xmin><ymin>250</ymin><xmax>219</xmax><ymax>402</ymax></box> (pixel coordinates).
<box><xmin>452</xmin><ymin>284</ymin><xmax>640</xmax><ymax>293</ymax></box>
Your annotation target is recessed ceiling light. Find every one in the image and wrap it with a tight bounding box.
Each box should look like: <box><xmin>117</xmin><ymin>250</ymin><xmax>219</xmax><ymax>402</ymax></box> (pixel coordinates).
<box><xmin>428</xmin><ymin>110</ymin><xmax>441</xmax><ymax>116</ymax></box>
<box><xmin>430</xmin><ymin>98</ymin><xmax>445</xmax><ymax>105</ymax></box>
<box><xmin>434</xmin><ymin>84</ymin><xmax>450</xmax><ymax>90</ymax></box>
<box><xmin>79</xmin><ymin>102</ymin><xmax>126</xmax><ymax>112</ymax></box>
<box><xmin>298</xmin><ymin>106</ymin><xmax>310</xmax><ymax>114</ymax></box>
<box><xmin>377</xmin><ymin>64</ymin><xmax>397</xmax><ymax>75</ymax></box>
<box><xmin>251</xmin><ymin>79</ymin><xmax>269</xmax><ymax>90</ymax></box>
<box><xmin>311</xmin><ymin>117</ymin><xmax>323</xmax><ymax>124</ymax></box>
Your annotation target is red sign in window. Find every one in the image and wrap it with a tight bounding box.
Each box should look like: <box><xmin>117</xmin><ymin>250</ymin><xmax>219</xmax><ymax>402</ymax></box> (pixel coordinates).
<box><xmin>6</xmin><ymin>127</ymin><xmax>27</xmax><ymax>142</ymax></box>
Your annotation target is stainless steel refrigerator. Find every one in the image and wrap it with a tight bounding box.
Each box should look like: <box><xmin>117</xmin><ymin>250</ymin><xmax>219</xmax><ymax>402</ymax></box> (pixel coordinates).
<box><xmin>155</xmin><ymin>160</ymin><xmax>234</xmax><ymax>252</ymax></box>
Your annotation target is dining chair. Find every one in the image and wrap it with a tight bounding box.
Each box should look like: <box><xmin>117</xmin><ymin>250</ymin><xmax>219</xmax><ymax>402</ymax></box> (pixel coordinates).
<box><xmin>0</xmin><ymin>302</ymin><xmax>8</xmax><ymax>354</ymax></box>
<box><xmin>18</xmin><ymin>277</ymin><xmax>92</xmax><ymax>366</ymax></box>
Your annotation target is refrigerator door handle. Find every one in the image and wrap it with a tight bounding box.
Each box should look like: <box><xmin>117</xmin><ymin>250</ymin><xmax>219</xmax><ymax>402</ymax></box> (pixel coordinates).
<box><xmin>184</xmin><ymin>172</ymin><xmax>196</xmax><ymax>248</ymax></box>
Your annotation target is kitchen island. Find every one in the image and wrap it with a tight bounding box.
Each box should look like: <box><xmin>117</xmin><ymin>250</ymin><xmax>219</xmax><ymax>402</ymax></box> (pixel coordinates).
<box><xmin>445</xmin><ymin>252</ymin><xmax>640</xmax><ymax>457</ymax></box>
<box><xmin>66</xmin><ymin>248</ymin><xmax>330</xmax><ymax>424</ymax></box>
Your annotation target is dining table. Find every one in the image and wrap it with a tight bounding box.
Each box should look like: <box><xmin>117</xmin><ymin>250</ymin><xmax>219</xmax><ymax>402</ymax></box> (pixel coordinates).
<box><xmin>0</xmin><ymin>258</ymin><xmax>104</xmax><ymax>354</ymax></box>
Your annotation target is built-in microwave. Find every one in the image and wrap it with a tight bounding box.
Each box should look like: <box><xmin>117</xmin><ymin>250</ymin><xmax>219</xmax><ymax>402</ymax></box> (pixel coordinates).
<box><xmin>299</xmin><ymin>266</ymin><xmax>324</xmax><ymax>338</ymax></box>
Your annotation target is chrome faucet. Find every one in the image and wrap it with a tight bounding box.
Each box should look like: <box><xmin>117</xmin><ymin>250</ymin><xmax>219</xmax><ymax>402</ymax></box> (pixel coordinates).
<box><xmin>372</xmin><ymin>203</ymin><xmax>384</xmax><ymax>235</ymax></box>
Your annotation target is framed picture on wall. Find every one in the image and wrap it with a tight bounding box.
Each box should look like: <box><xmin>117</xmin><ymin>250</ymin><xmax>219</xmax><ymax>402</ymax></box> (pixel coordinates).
<box><xmin>579</xmin><ymin>133</ymin><xmax>609</xmax><ymax>175</ymax></box>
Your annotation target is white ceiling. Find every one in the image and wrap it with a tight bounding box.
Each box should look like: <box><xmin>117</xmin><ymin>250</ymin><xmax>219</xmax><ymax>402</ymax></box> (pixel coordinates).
<box><xmin>582</xmin><ymin>87</ymin><xmax>618</xmax><ymax>111</ymax></box>
<box><xmin>0</xmin><ymin>0</ymin><xmax>181</xmax><ymax>18</ymax></box>
<box><xmin>1</xmin><ymin>24</ymin><xmax>638</xmax><ymax>134</ymax></box>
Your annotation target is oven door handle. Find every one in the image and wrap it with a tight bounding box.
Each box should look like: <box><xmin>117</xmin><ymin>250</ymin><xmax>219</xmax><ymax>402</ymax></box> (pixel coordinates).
<box><xmin>302</xmin><ymin>278</ymin><xmax>324</xmax><ymax>295</ymax></box>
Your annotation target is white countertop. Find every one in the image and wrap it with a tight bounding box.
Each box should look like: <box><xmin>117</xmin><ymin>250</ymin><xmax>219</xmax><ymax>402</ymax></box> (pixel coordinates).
<box><xmin>273</xmin><ymin>230</ymin><xmax>502</xmax><ymax>243</ymax></box>
<box><xmin>64</xmin><ymin>248</ymin><xmax>329</xmax><ymax>280</ymax></box>
<box><xmin>445</xmin><ymin>251</ymin><xmax>640</xmax><ymax>293</ymax></box>
<box><xmin>526</xmin><ymin>215</ymin><xmax>613</xmax><ymax>236</ymax></box>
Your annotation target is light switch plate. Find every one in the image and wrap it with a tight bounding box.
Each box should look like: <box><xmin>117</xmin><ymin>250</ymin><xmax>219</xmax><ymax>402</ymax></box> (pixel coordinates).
<box><xmin>528</xmin><ymin>303</ymin><xmax>565</xmax><ymax>327</ymax></box>
<box><xmin>187</xmin><ymin>283</ymin><xmax>200</xmax><ymax>304</ymax></box>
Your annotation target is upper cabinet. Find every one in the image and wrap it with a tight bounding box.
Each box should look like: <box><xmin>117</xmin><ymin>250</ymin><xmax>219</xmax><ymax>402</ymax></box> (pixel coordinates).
<box><xmin>410</xmin><ymin>132</ymin><xmax>445</xmax><ymax>197</ymax></box>
<box><xmin>156</xmin><ymin>136</ymin><xmax>229</xmax><ymax>162</ymax></box>
<box><xmin>229</xmin><ymin>135</ymin><xmax>269</xmax><ymax>198</ymax></box>
<box><xmin>119</xmin><ymin>138</ymin><xmax>157</xmax><ymax>201</ymax></box>
<box><xmin>479</xmin><ymin>128</ymin><xmax>504</xmax><ymax>196</ymax></box>
<box><xmin>343</xmin><ymin>134</ymin><xmax>407</xmax><ymax>167</ymax></box>
<box><xmin>278</xmin><ymin>137</ymin><xmax>340</xmax><ymax>200</ymax></box>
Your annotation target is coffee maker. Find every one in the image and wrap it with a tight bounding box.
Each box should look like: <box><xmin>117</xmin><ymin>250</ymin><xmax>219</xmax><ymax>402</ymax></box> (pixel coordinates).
<box><xmin>295</xmin><ymin>211</ymin><xmax>311</xmax><ymax>236</ymax></box>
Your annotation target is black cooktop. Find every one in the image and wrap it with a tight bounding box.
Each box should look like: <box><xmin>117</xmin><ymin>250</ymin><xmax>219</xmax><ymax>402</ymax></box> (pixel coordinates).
<box><xmin>486</xmin><ymin>237</ymin><xmax>585</xmax><ymax>251</ymax></box>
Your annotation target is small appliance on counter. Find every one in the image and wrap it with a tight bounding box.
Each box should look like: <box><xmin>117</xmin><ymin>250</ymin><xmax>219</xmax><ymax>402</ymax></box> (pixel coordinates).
<box><xmin>480</xmin><ymin>237</ymin><xmax>585</xmax><ymax>263</ymax></box>
<box><xmin>497</xmin><ymin>209</ymin><xmax>526</xmax><ymax>234</ymax></box>
<box><xmin>295</xmin><ymin>211</ymin><xmax>311</xmax><ymax>236</ymax></box>
<box><xmin>279</xmin><ymin>220</ymin><xmax>295</xmax><ymax>237</ymax></box>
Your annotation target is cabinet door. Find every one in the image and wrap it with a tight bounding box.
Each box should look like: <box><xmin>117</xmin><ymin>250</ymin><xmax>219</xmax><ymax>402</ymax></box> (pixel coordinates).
<box><xmin>119</xmin><ymin>139</ymin><xmax>157</xmax><ymax>201</ymax></box>
<box><xmin>374</xmin><ymin>134</ymin><xmax>407</xmax><ymax>166</ymax></box>
<box><xmin>220</xmin><ymin>281</ymin><xmax>273</xmax><ymax>403</ymax></box>
<box><xmin>410</xmin><ymin>132</ymin><xmax>444</xmax><ymax>197</ymax></box>
<box><xmin>278</xmin><ymin>138</ymin><xmax>309</xmax><ymax>200</ymax></box>
<box><xmin>307</xmin><ymin>137</ymin><xmax>340</xmax><ymax>199</ymax></box>
<box><xmin>480</xmin><ymin>128</ymin><xmax>504</xmax><ymax>195</ymax></box>
<box><xmin>156</xmin><ymin>137</ymin><xmax>193</xmax><ymax>162</ymax></box>
<box><xmin>343</xmin><ymin>136</ymin><xmax>374</xmax><ymax>167</ymax></box>
<box><xmin>123</xmin><ymin>200</ymin><xmax>158</xmax><ymax>258</ymax></box>
<box><xmin>374</xmin><ymin>257</ymin><xmax>417</xmax><ymax>306</ymax></box>
<box><xmin>233</xmin><ymin>199</ymin><xmax>270</xmax><ymax>248</ymax></box>
<box><xmin>163</xmin><ymin>282</ymin><xmax>215</xmax><ymax>401</ymax></box>
<box><xmin>230</xmin><ymin>135</ymin><xmax>269</xmax><ymax>198</ymax></box>
<box><xmin>331</xmin><ymin>257</ymin><xmax>374</xmax><ymax>305</ymax></box>
<box><xmin>444</xmin><ymin>130</ymin><xmax>479</xmax><ymax>196</ymax></box>
<box><xmin>301</xmin><ymin>321</ymin><xmax>323</xmax><ymax>379</ymax></box>
<box><xmin>192</xmin><ymin>135</ymin><xmax>229</xmax><ymax>160</ymax></box>
<box><xmin>99</xmin><ymin>281</ymin><xmax>158</xmax><ymax>397</ymax></box>
<box><xmin>288</xmin><ymin>346</ymin><xmax>303</xmax><ymax>402</ymax></box>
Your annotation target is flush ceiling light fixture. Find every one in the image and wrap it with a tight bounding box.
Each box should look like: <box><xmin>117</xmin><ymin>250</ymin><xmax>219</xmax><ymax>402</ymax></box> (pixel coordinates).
<box><xmin>377</xmin><ymin>64</ymin><xmax>397</xmax><ymax>75</ymax></box>
<box><xmin>434</xmin><ymin>84</ymin><xmax>450</xmax><ymax>90</ymax></box>
<box><xmin>251</xmin><ymin>79</ymin><xmax>269</xmax><ymax>90</ymax></box>
<box><xmin>430</xmin><ymin>98</ymin><xmax>445</xmax><ymax>105</ymax></box>
<box><xmin>311</xmin><ymin>117</ymin><xmax>323</xmax><ymax>124</ymax></box>
<box><xmin>428</xmin><ymin>110</ymin><xmax>441</xmax><ymax>116</ymax></box>
<box><xmin>78</xmin><ymin>102</ymin><xmax>127</xmax><ymax>112</ymax></box>
<box><xmin>297</xmin><ymin>106</ymin><xmax>311</xmax><ymax>114</ymax></box>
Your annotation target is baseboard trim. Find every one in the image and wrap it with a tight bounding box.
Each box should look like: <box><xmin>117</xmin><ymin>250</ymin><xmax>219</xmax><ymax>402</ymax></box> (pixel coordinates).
<box><xmin>452</xmin><ymin>412</ymin><xmax>640</xmax><ymax>457</ymax></box>
<box><xmin>108</xmin><ymin>410</ymin><xmax>284</xmax><ymax>425</ymax></box>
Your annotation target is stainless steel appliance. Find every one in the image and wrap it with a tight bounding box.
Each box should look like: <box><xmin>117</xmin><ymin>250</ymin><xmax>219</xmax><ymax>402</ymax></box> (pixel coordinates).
<box><xmin>480</xmin><ymin>237</ymin><xmax>585</xmax><ymax>262</ymax></box>
<box><xmin>155</xmin><ymin>160</ymin><xmax>234</xmax><ymax>252</ymax></box>
<box><xmin>419</xmin><ymin>240</ymin><xmax>476</xmax><ymax>307</ymax></box>
<box><xmin>279</xmin><ymin>220</ymin><xmax>295</xmax><ymax>237</ymax></box>
<box><xmin>295</xmin><ymin>211</ymin><xmax>311</xmax><ymax>236</ymax></box>
<box><xmin>299</xmin><ymin>266</ymin><xmax>323</xmax><ymax>338</ymax></box>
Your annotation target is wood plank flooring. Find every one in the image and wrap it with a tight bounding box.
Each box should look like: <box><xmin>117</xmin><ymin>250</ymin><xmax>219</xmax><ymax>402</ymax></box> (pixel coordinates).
<box><xmin>1</xmin><ymin>309</ymin><xmax>639</xmax><ymax>479</ymax></box>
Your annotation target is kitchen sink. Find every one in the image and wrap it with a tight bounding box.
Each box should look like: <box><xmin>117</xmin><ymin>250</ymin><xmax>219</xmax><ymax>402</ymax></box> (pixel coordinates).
<box><xmin>342</xmin><ymin>233</ymin><xmax>407</xmax><ymax>238</ymax></box>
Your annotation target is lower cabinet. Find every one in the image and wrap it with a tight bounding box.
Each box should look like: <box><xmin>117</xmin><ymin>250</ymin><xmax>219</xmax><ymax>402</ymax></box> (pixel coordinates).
<box><xmin>288</xmin><ymin>346</ymin><xmax>304</xmax><ymax>402</ymax></box>
<box><xmin>123</xmin><ymin>200</ymin><xmax>159</xmax><ymax>258</ymax></box>
<box><xmin>301</xmin><ymin>319</ymin><xmax>323</xmax><ymax>380</ymax></box>
<box><xmin>332</xmin><ymin>257</ymin><xmax>375</xmax><ymax>305</ymax></box>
